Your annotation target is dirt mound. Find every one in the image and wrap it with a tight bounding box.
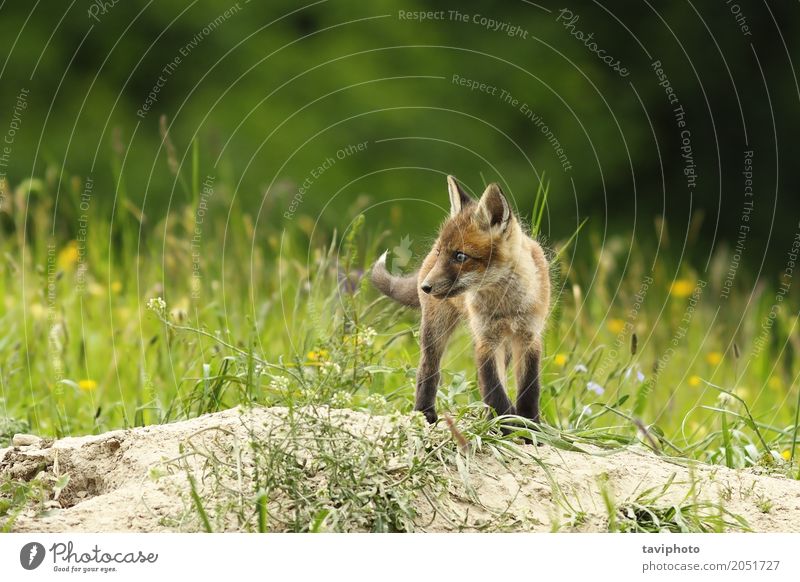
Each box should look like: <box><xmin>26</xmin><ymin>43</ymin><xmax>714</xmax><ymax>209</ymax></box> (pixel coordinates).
<box><xmin>2</xmin><ymin>406</ymin><xmax>799</xmax><ymax>532</ymax></box>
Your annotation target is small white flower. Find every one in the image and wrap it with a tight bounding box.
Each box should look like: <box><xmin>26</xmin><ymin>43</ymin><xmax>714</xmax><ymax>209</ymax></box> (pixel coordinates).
<box><xmin>582</xmin><ymin>405</ymin><xmax>592</xmax><ymax>415</ymax></box>
<box><xmin>364</xmin><ymin>393</ymin><xmax>388</xmax><ymax>413</ymax></box>
<box><xmin>586</xmin><ymin>381</ymin><xmax>604</xmax><ymax>396</ymax></box>
<box><xmin>321</xmin><ymin>361</ymin><xmax>342</xmax><ymax>375</ymax></box>
<box><xmin>716</xmin><ymin>392</ymin><xmax>734</xmax><ymax>407</ymax></box>
<box><xmin>269</xmin><ymin>375</ymin><xmax>290</xmax><ymax>391</ymax></box>
<box><xmin>361</xmin><ymin>327</ymin><xmax>377</xmax><ymax>347</ymax></box>
<box><xmin>624</xmin><ymin>366</ymin><xmax>646</xmax><ymax>383</ymax></box>
<box><xmin>253</xmin><ymin>363</ymin><xmax>271</xmax><ymax>377</ymax></box>
<box><xmin>330</xmin><ymin>391</ymin><xmax>353</xmax><ymax>408</ymax></box>
<box><xmin>574</xmin><ymin>364</ymin><xmax>588</xmax><ymax>374</ymax></box>
<box><xmin>146</xmin><ymin>296</ymin><xmax>167</xmax><ymax>316</ymax></box>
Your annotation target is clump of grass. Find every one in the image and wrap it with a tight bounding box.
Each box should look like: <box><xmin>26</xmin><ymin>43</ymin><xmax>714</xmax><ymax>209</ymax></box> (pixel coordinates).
<box><xmin>0</xmin><ymin>478</ymin><xmax>48</xmax><ymax>532</ymax></box>
<box><xmin>616</xmin><ymin>500</ymin><xmax>749</xmax><ymax>533</ymax></box>
<box><xmin>754</xmin><ymin>494</ymin><xmax>773</xmax><ymax>514</ymax></box>
<box><xmin>611</xmin><ymin>474</ymin><xmax>750</xmax><ymax>533</ymax></box>
<box><xmin>140</xmin><ymin>213</ymin><xmax>411</xmax><ymax>424</ymax></box>
<box><xmin>160</xmin><ymin>405</ymin><xmax>556</xmax><ymax>532</ymax></box>
<box><xmin>0</xmin><ymin>418</ymin><xmax>29</xmax><ymax>448</ymax></box>
<box><xmin>0</xmin><ymin>473</ymin><xmax>70</xmax><ymax>532</ymax></box>
<box><xmin>699</xmin><ymin>383</ymin><xmax>775</xmax><ymax>469</ymax></box>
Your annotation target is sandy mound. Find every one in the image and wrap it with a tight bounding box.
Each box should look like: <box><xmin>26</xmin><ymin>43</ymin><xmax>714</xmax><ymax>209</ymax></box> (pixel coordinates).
<box><xmin>2</xmin><ymin>406</ymin><xmax>799</xmax><ymax>532</ymax></box>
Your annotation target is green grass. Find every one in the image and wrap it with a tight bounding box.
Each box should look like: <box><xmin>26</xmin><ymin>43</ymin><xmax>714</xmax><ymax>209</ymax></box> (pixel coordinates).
<box><xmin>167</xmin><ymin>408</ymin><xmax>454</xmax><ymax>532</ymax></box>
<box><xmin>156</xmin><ymin>405</ymin><xmax>572</xmax><ymax>532</ymax></box>
<box><xmin>606</xmin><ymin>472</ymin><xmax>751</xmax><ymax>533</ymax></box>
<box><xmin>1</xmin><ymin>158</ymin><xmax>799</xmax><ymax>498</ymax></box>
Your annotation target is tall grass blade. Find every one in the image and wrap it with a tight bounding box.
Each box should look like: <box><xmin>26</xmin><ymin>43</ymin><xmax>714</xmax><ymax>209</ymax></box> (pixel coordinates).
<box><xmin>188</xmin><ymin>474</ymin><xmax>213</xmax><ymax>532</ymax></box>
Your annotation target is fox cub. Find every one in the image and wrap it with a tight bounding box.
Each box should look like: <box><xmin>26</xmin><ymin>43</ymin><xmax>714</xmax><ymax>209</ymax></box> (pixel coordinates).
<box><xmin>371</xmin><ymin>176</ymin><xmax>551</xmax><ymax>425</ymax></box>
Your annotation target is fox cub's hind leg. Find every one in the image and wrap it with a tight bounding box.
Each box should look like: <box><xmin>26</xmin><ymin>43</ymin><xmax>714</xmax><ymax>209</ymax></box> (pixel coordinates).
<box><xmin>415</xmin><ymin>303</ymin><xmax>459</xmax><ymax>424</ymax></box>
<box><xmin>475</xmin><ymin>341</ymin><xmax>515</xmax><ymax>418</ymax></box>
<box><xmin>515</xmin><ymin>344</ymin><xmax>542</xmax><ymax>423</ymax></box>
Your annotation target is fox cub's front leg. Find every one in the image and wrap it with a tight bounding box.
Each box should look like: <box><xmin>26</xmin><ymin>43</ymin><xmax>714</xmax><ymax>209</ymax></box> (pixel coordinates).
<box><xmin>415</xmin><ymin>305</ymin><xmax>458</xmax><ymax>424</ymax></box>
<box><xmin>475</xmin><ymin>342</ymin><xmax>515</xmax><ymax>418</ymax></box>
<box><xmin>516</xmin><ymin>344</ymin><xmax>542</xmax><ymax>423</ymax></box>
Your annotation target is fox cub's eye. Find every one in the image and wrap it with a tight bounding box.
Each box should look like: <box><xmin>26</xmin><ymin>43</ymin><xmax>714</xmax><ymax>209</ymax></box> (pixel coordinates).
<box><xmin>452</xmin><ymin>251</ymin><xmax>468</xmax><ymax>263</ymax></box>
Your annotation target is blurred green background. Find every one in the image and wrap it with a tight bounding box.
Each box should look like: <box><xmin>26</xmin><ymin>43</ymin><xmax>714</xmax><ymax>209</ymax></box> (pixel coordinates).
<box><xmin>1</xmin><ymin>0</ymin><xmax>798</xmax><ymax>270</ymax></box>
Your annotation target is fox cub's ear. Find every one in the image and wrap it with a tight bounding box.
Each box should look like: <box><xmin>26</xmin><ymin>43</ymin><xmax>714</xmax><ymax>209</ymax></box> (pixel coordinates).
<box><xmin>476</xmin><ymin>183</ymin><xmax>511</xmax><ymax>232</ymax></box>
<box><xmin>447</xmin><ymin>175</ymin><xmax>473</xmax><ymax>217</ymax></box>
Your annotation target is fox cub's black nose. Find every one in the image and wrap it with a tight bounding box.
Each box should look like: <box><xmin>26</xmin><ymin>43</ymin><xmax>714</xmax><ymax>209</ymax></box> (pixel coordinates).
<box><xmin>420</xmin><ymin>283</ymin><xmax>432</xmax><ymax>294</ymax></box>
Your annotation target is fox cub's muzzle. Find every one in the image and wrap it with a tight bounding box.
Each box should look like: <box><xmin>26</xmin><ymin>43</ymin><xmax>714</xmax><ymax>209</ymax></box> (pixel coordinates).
<box><xmin>419</xmin><ymin>276</ymin><xmax>465</xmax><ymax>299</ymax></box>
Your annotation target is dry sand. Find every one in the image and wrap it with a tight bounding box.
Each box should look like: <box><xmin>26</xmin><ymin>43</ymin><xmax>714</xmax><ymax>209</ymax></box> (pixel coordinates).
<box><xmin>2</xmin><ymin>406</ymin><xmax>799</xmax><ymax>532</ymax></box>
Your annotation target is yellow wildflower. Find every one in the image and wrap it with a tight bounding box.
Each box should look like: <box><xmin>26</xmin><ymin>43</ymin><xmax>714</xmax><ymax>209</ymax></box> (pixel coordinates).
<box><xmin>553</xmin><ymin>353</ymin><xmax>568</xmax><ymax>367</ymax></box>
<box><xmin>343</xmin><ymin>334</ymin><xmax>363</xmax><ymax>346</ymax></box>
<box><xmin>57</xmin><ymin>240</ymin><xmax>79</xmax><ymax>270</ymax></box>
<box><xmin>307</xmin><ymin>349</ymin><xmax>329</xmax><ymax>362</ymax></box>
<box><xmin>88</xmin><ymin>281</ymin><xmax>105</xmax><ymax>296</ymax></box>
<box><xmin>706</xmin><ymin>352</ymin><xmax>723</xmax><ymax>366</ymax></box>
<box><xmin>29</xmin><ymin>303</ymin><xmax>46</xmax><ymax>320</ymax></box>
<box><xmin>111</xmin><ymin>281</ymin><xmax>122</xmax><ymax>293</ymax></box>
<box><xmin>688</xmin><ymin>375</ymin><xmax>702</xmax><ymax>387</ymax></box>
<box><xmin>607</xmin><ymin>318</ymin><xmax>625</xmax><ymax>334</ymax></box>
<box><xmin>781</xmin><ymin>450</ymin><xmax>792</xmax><ymax>461</ymax></box>
<box><xmin>78</xmin><ymin>379</ymin><xmax>97</xmax><ymax>392</ymax></box>
<box><xmin>768</xmin><ymin>376</ymin><xmax>782</xmax><ymax>390</ymax></box>
<box><xmin>669</xmin><ymin>279</ymin><xmax>694</xmax><ymax>298</ymax></box>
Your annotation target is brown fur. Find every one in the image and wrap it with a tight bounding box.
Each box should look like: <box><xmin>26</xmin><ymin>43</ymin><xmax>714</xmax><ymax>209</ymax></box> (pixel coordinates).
<box><xmin>371</xmin><ymin>176</ymin><xmax>551</xmax><ymax>425</ymax></box>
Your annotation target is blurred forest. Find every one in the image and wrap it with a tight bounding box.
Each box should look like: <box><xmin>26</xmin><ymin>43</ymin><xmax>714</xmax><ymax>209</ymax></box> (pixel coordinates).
<box><xmin>0</xmin><ymin>0</ymin><xmax>798</xmax><ymax>271</ymax></box>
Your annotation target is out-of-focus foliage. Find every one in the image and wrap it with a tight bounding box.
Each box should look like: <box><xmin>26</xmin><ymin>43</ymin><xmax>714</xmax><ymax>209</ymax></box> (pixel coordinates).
<box><xmin>0</xmin><ymin>1</ymin><xmax>798</xmax><ymax>267</ymax></box>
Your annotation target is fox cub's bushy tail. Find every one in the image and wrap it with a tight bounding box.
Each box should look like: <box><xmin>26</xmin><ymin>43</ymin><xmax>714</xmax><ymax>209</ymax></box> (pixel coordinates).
<box><xmin>370</xmin><ymin>251</ymin><xmax>421</xmax><ymax>308</ymax></box>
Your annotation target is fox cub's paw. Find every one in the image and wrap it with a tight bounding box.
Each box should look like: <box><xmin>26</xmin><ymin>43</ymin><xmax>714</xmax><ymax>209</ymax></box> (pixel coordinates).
<box><xmin>415</xmin><ymin>407</ymin><xmax>438</xmax><ymax>424</ymax></box>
